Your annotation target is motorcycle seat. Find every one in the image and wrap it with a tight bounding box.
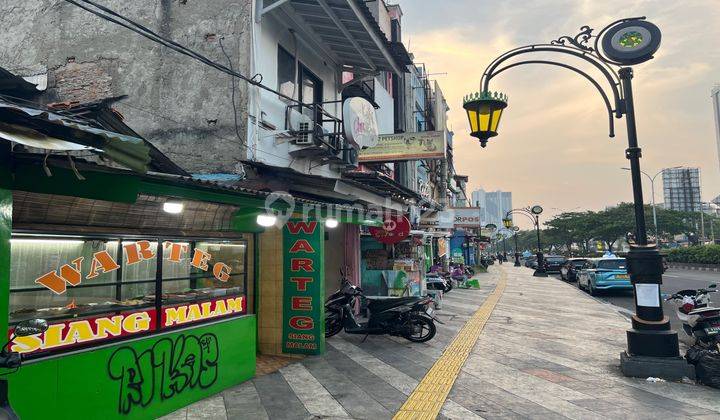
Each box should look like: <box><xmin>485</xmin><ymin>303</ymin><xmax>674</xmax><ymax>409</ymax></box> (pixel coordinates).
<box><xmin>689</xmin><ymin>307</ymin><xmax>720</xmax><ymax>316</ymax></box>
<box><xmin>367</xmin><ymin>297</ymin><xmax>420</xmax><ymax>312</ymax></box>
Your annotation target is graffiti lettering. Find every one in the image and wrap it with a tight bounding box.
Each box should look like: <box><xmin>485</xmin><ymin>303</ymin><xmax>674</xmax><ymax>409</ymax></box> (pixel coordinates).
<box><xmin>107</xmin><ymin>333</ymin><xmax>219</xmax><ymax>415</ymax></box>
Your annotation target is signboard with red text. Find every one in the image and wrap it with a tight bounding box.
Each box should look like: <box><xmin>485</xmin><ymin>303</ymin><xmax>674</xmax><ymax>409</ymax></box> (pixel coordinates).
<box><xmin>9</xmin><ymin>295</ymin><xmax>246</xmax><ymax>355</ymax></box>
<box><xmin>282</xmin><ymin>220</ymin><xmax>325</xmax><ymax>354</ymax></box>
<box><xmin>368</xmin><ymin>215</ymin><xmax>411</xmax><ymax>244</ymax></box>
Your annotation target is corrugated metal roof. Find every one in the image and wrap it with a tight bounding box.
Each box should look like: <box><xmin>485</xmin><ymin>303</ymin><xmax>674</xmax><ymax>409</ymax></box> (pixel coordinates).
<box><xmin>0</xmin><ymin>97</ymin><xmax>151</xmax><ymax>173</ymax></box>
<box><xmin>282</xmin><ymin>0</ymin><xmax>410</xmax><ymax>73</ymax></box>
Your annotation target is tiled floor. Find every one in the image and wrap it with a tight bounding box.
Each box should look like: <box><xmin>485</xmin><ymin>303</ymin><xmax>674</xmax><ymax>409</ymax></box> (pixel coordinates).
<box><xmin>162</xmin><ymin>267</ymin><xmax>720</xmax><ymax>419</ymax></box>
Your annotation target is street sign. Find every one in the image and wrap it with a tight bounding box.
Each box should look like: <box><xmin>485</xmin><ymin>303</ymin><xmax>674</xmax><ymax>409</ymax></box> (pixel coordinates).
<box><xmin>369</xmin><ymin>215</ymin><xmax>411</xmax><ymax>244</ymax></box>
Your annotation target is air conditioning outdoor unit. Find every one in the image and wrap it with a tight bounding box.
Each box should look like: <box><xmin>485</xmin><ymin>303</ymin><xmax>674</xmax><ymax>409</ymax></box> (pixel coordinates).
<box><xmin>288</xmin><ymin>109</ymin><xmax>315</xmax><ymax>145</ymax></box>
<box><xmin>342</xmin><ymin>146</ymin><xmax>359</xmax><ymax>169</ymax></box>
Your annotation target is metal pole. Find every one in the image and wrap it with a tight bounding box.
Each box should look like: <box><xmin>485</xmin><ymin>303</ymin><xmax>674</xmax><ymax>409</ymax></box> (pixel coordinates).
<box><xmin>650</xmin><ymin>177</ymin><xmax>658</xmax><ymax>241</ymax></box>
<box><xmin>700</xmin><ymin>204</ymin><xmax>706</xmax><ymax>243</ymax></box>
<box><xmin>619</xmin><ymin>67</ymin><xmax>678</xmax><ymax>358</ymax></box>
<box><xmin>620</xmin><ymin>68</ymin><xmax>648</xmax><ymax>246</ymax></box>
<box><xmin>533</xmin><ymin>214</ymin><xmax>547</xmax><ymax>277</ymax></box>
<box><xmin>513</xmin><ymin>232</ymin><xmax>520</xmax><ymax>266</ymax></box>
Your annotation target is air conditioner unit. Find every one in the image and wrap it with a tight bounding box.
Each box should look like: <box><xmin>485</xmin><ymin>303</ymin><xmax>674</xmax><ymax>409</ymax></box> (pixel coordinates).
<box><xmin>288</xmin><ymin>109</ymin><xmax>315</xmax><ymax>145</ymax></box>
<box><xmin>342</xmin><ymin>146</ymin><xmax>359</xmax><ymax>169</ymax></box>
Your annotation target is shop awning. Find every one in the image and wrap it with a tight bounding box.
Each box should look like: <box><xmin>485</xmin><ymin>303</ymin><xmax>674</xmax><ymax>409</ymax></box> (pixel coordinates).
<box><xmin>0</xmin><ymin>98</ymin><xmax>151</xmax><ymax>173</ymax></box>
<box><xmin>342</xmin><ymin>170</ymin><xmax>421</xmax><ymax>202</ymax></box>
<box><xmin>263</xmin><ymin>0</ymin><xmax>412</xmax><ymax>74</ymax></box>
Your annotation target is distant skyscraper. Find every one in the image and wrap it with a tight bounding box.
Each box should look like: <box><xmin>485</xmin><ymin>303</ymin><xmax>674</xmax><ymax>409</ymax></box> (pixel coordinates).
<box><xmin>470</xmin><ymin>189</ymin><xmax>512</xmax><ymax>227</ymax></box>
<box><xmin>713</xmin><ymin>86</ymin><xmax>720</xmax><ymax>173</ymax></box>
<box><xmin>662</xmin><ymin>167</ymin><xmax>702</xmax><ymax>212</ymax></box>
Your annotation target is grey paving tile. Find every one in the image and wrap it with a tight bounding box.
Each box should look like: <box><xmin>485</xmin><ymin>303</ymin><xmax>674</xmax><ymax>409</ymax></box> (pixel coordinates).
<box><xmin>222</xmin><ymin>382</ymin><xmax>269</xmax><ymax>420</ymax></box>
<box><xmin>301</xmin><ymin>356</ymin><xmax>392</xmax><ymax>419</ymax></box>
<box><xmin>322</xmin><ymin>346</ymin><xmax>408</xmax><ymax>412</ymax></box>
<box><xmin>252</xmin><ymin>372</ymin><xmax>310</xmax><ymax>420</ymax></box>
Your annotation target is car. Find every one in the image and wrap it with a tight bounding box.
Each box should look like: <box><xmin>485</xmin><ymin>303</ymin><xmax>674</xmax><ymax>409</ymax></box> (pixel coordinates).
<box><xmin>523</xmin><ymin>256</ymin><xmax>537</xmax><ymax>268</ymax></box>
<box><xmin>544</xmin><ymin>255</ymin><xmax>567</xmax><ymax>273</ymax></box>
<box><xmin>560</xmin><ymin>258</ymin><xmax>587</xmax><ymax>282</ymax></box>
<box><xmin>577</xmin><ymin>258</ymin><xmax>632</xmax><ymax>296</ymax></box>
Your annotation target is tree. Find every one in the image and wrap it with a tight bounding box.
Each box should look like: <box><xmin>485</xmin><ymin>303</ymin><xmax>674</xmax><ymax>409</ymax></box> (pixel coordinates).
<box><xmin>590</xmin><ymin>204</ymin><xmax>635</xmax><ymax>252</ymax></box>
<box><xmin>545</xmin><ymin>211</ymin><xmax>598</xmax><ymax>253</ymax></box>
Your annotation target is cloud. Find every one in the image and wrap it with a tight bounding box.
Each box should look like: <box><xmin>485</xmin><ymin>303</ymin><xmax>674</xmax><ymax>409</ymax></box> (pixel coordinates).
<box><xmin>398</xmin><ymin>0</ymin><xmax>720</xmax><ymax>225</ymax></box>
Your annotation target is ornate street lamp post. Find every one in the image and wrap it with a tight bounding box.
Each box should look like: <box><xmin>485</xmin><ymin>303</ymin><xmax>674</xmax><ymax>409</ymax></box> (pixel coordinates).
<box><xmin>465</xmin><ymin>17</ymin><xmax>689</xmax><ymax>378</ymax></box>
<box><xmin>503</xmin><ymin>217</ymin><xmax>522</xmax><ymax>266</ymax></box>
<box><xmin>507</xmin><ymin>207</ymin><xmax>546</xmax><ymax>276</ymax></box>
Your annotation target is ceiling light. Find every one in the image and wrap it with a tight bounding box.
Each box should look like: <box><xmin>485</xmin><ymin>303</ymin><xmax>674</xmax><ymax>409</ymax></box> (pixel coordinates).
<box><xmin>325</xmin><ymin>218</ymin><xmax>339</xmax><ymax>229</ymax></box>
<box><xmin>163</xmin><ymin>201</ymin><xmax>184</xmax><ymax>214</ymax></box>
<box><xmin>256</xmin><ymin>214</ymin><xmax>277</xmax><ymax>227</ymax></box>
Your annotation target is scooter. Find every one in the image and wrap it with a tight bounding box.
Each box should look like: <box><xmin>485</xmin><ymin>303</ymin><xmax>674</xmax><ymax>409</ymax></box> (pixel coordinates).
<box><xmin>426</xmin><ymin>272</ymin><xmax>452</xmax><ymax>293</ymax></box>
<box><xmin>665</xmin><ymin>284</ymin><xmax>720</xmax><ymax>349</ymax></box>
<box><xmin>1</xmin><ymin>318</ymin><xmax>49</xmax><ymax>420</ymax></box>
<box><xmin>325</xmin><ymin>280</ymin><xmax>440</xmax><ymax>343</ymax></box>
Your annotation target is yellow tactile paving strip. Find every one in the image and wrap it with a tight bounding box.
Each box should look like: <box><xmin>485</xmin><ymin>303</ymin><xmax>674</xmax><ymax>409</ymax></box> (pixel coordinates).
<box><xmin>393</xmin><ymin>269</ymin><xmax>508</xmax><ymax>420</ymax></box>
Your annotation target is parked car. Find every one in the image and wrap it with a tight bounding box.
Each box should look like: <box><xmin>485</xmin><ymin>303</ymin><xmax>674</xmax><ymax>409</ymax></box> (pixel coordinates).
<box><xmin>524</xmin><ymin>256</ymin><xmax>537</xmax><ymax>268</ymax></box>
<box><xmin>577</xmin><ymin>258</ymin><xmax>632</xmax><ymax>295</ymax></box>
<box><xmin>560</xmin><ymin>258</ymin><xmax>587</xmax><ymax>282</ymax></box>
<box><xmin>544</xmin><ymin>255</ymin><xmax>567</xmax><ymax>273</ymax></box>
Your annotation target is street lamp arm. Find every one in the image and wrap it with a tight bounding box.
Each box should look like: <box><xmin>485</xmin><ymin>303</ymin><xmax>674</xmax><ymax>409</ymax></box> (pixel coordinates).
<box><xmin>481</xmin><ymin>45</ymin><xmax>623</xmax><ymax>119</ymax></box>
<box><xmin>490</xmin><ymin>59</ymin><xmax>616</xmax><ymax>137</ymax></box>
<box><xmin>506</xmin><ymin>209</ymin><xmax>538</xmax><ymax>226</ymax></box>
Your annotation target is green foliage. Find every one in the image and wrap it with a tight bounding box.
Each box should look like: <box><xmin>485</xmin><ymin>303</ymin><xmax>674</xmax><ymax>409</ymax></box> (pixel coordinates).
<box><xmin>667</xmin><ymin>245</ymin><xmax>720</xmax><ymax>264</ymax></box>
<box><xmin>507</xmin><ymin>203</ymin><xmax>718</xmax><ymax>256</ymax></box>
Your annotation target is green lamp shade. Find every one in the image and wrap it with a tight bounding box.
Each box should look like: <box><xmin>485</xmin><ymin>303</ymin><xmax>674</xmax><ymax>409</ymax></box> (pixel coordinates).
<box><xmin>463</xmin><ymin>91</ymin><xmax>508</xmax><ymax>147</ymax></box>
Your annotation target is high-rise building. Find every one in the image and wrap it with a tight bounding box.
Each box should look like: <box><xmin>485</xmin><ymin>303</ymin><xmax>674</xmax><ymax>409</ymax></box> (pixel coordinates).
<box><xmin>712</xmin><ymin>86</ymin><xmax>720</xmax><ymax>172</ymax></box>
<box><xmin>662</xmin><ymin>167</ymin><xmax>702</xmax><ymax>212</ymax></box>
<box><xmin>470</xmin><ymin>189</ymin><xmax>512</xmax><ymax>227</ymax></box>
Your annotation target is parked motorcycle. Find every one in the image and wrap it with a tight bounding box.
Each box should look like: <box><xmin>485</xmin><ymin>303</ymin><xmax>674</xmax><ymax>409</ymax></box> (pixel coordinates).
<box><xmin>665</xmin><ymin>284</ymin><xmax>720</xmax><ymax>349</ymax></box>
<box><xmin>426</xmin><ymin>272</ymin><xmax>452</xmax><ymax>293</ymax></box>
<box><xmin>1</xmin><ymin>318</ymin><xmax>49</xmax><ymax>419</ymax></box>
<box><xmin>325</xmin><ymin>280</ymin><xmax>439</xmax><ymax>343</ymax></box>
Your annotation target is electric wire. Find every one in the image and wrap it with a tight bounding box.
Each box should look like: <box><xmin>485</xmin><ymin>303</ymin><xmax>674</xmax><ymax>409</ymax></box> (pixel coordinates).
<box><xmin>60</xmin><ymin>0</ymin><xmax>297</xmax><ymax>163</ymax></box>
<box><xmin>62</xmin><ymin>0</ymin><xmax>297</xmax><ymax>104</ymax></box>
<box><xmin>118</xmin><ymin>102</ymin><xmax>293</xmax><ymax>163</ymax></box>
<box><xmin>218</xmin><ymin>37</ymin><xmax>246</xmax><ymax>147</ymax></box>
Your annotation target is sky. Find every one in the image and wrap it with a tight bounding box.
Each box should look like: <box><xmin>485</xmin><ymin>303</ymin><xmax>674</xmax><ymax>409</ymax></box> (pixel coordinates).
<box><xmin>395</xmin><ymin>0</ymin><xmax>720</xmax><ymax>227</ymax></box>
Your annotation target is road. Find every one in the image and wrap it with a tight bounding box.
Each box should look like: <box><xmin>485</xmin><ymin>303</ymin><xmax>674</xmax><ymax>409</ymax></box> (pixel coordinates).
<box><xmin>553</xmin><ymin>268</ymin><xmax>720</xmax><ymax>332</ymax></box>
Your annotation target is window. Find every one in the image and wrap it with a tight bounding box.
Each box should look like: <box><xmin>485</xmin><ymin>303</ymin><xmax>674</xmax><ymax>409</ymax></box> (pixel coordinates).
<box><xmin>277</xmin><ymin>45</ymin><xmax>323</xmax><ymax>105</ymax></box>
<box><xmin>8</xmin><ymin>234</ymin><xmax>254</xmax><ymax>357</ymax></box>
<box><xmin>278</xmin><ymin>46</ymin><xmax>297</xmax><ymax>100</ymax></box>
<box><xmin>598</xmin><ymin>259</ymin><xmax>626</xmax><ymax>270</ymax></box>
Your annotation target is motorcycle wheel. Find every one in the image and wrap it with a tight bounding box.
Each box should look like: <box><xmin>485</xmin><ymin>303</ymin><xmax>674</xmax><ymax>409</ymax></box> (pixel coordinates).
<box><xmin>402</xmin><ymin>315</ymin><xmax>436</xmax><ymax>343</ymax></box>
<box><xmin>325</xmin><ymin>308</ymin><xmax>343</xmax><ymax>338</ymax></box>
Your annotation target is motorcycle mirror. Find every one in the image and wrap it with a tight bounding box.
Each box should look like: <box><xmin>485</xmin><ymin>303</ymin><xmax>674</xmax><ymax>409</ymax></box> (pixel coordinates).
<box><xmin>660</xmin><ymin>293</ymin><xmax>670</xmax><ymax>299</ymax></box>
<box><xmin>709</xmin><ymin>284</ymin><xmax>717</xmax><ymax>289</ymax></box>
<box><xmin>14</xmin><ymin>318</ymin><xmax>49</xmax><ymax>337</ymax></box>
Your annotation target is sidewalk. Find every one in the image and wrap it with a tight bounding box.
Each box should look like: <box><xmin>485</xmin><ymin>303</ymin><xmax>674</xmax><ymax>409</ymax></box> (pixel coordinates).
<box><xmin>162</xmin><ymin>266</ymin><xmax>720</xmax><ymax>419</ymax></box>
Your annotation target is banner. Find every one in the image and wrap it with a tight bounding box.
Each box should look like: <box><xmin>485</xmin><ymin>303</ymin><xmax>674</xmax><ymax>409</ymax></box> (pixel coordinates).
<box><xmin>282</xmin><ymin>220</ymin><xmax>325</xmax><ymax>355</ymax></box>
<box><xmin>359</xmin><ymin>131</ymin><xmax>446</xmax><ymax>162</ymax></box>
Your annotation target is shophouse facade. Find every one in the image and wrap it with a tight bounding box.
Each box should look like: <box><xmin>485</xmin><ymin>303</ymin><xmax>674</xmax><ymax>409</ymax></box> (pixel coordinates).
<box><xmin>0</xmin><ymin>1</ymin><xmax>462</xmax><ymax>418</ymax></box>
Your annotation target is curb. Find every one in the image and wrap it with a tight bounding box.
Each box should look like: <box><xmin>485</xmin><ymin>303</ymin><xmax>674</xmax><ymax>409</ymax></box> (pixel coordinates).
<box><xmin>668</xmin><ymin>263</ymin><xmax>720</xmax><ymax>272</ymax></box>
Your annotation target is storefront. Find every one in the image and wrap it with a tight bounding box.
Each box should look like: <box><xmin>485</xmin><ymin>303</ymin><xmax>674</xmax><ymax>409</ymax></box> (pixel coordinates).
<box><xmin>1</xmin><ymin>155</ymin><xmax>265</xmax><ymax>419</ymax></box>
<box><xmin>359</xmin><ymin>215</ymin><xmax>427</xmax><ymax>297</ymax></box>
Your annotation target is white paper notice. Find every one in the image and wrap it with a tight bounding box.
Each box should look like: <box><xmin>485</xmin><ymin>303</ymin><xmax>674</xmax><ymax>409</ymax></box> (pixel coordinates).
<box><xmin>636</xmin><ymin>283</ymin><xmax>660</xmax><ymax>307</ymax></box>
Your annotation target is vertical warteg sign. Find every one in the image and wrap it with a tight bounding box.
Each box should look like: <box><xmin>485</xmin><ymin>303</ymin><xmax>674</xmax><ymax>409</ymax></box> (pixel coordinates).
<box><xmin>282</xmin><ymin>220</ymin><xmax>324</xmax><ymax>354</ymax></box>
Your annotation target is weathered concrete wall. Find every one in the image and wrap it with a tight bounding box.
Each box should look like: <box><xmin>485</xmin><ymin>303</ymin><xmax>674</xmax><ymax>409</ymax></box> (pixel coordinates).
<box><xmin>0</xmin><ymin>0</ymin><xmax>252</xmax><ymax>175</ymax></box>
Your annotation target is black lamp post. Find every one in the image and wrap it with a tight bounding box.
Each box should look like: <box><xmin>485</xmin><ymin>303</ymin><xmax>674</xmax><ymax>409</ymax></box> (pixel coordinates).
<box><xmin>507</xmin><ymin>207</ymin><xmax>546</xmax><ymax>276</ymax></box>
<box><xmin>465</xmin><ymin>17</ymin><xmax>689</xmax><ymax>379</ymax></box>
<box><xmin>504</xmin><ymin>217</ymin><xmax>522</xmax><ymax>266</ymax></box>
